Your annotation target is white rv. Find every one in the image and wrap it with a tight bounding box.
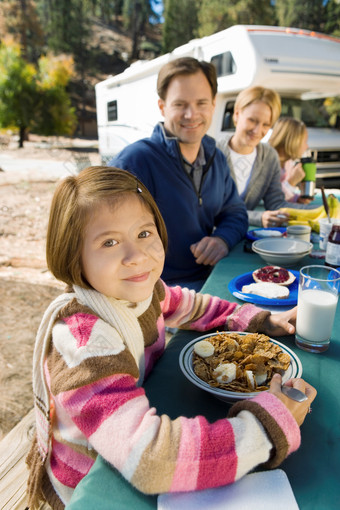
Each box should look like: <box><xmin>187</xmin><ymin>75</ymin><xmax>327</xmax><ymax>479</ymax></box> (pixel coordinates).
<box><xmin>95</xmin><ymin>24</ymin><xmax>340</xmax><ymax>186</ymax></box>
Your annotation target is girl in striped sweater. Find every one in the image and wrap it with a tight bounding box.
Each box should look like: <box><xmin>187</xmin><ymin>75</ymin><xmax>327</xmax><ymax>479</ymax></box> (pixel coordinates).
<box><xmin>26</xmin><ymin>166</ymin><xmax>316</xmax><ymax>509</ymax></box>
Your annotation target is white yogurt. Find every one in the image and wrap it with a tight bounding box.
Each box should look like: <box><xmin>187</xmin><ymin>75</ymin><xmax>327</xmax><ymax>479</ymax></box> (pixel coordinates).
<box><xmin>296</xmin><ymin>289</ymin><xmax>338</xmax><ymax>342</ymax></box>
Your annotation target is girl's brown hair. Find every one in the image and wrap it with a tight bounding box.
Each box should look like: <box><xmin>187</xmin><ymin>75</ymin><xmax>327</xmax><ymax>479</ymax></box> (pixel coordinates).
<box><xmin>233</xmin><ymin>86</ymin><xmax>282</xmax><ymax>127</ymax></box>
<box><xmin>269</xmin><ymin>116</ymin><xmax>308</xmax><ymax>161</ymax></box>
<box><xmin>46</xmin><ymin>166</ymin><xmax>168</xmax><ymax>288</ymax></box>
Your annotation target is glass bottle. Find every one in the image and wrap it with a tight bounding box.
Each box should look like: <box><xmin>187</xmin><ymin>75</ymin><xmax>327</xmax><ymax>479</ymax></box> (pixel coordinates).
<box><xmin>325</xmin><ymin>221</ymin><xmax>340</xmax><ymax>269</ymax></box>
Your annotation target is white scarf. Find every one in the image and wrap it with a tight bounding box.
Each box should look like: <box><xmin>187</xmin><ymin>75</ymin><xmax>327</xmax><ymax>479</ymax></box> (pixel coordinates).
<box><xmin>32</xmin><ymin>285</ymin><xmax>149</xmax><ymax>462</ymax></box>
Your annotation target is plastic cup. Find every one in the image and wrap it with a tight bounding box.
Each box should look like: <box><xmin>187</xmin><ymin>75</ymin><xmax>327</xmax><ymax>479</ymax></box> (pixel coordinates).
<box><xmin>319</xmin><ymin>218</ymin><xmax>336</xmax><ymax>250</ymax></box>
<box><xmin>287</xmin><ymin>224</ymin><xmax>311</xmax><ymax>243</ymax></box>
<box><xmin>302</xmin><ymin>161</ymin><xmax>317</xmax><ymax>181</ymax></box>
<box><xmin>295</xmin><ymin>265</ymin><xmax>340</xmax><ymax>352</ymax></box>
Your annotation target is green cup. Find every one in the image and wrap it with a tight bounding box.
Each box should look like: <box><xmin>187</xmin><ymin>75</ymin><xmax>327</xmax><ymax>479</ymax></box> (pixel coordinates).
<box><xmin>302</xmin><ymin>161</ymin><xmax>317</xmax><ymax>182</ymax></box>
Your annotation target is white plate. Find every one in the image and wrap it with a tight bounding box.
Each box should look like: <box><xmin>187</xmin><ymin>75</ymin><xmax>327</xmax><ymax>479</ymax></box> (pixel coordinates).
<box><xmin>179</xmin><ymin>332</ymin><xmax>302</xmax><ymax>403</ymax></box>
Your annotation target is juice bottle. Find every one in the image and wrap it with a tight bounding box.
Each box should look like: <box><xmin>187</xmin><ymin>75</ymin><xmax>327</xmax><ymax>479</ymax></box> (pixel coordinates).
<box><xmin>325</xmin><ymin>221</ymin><xmax>340</xmax><ymax>269</ymax></box>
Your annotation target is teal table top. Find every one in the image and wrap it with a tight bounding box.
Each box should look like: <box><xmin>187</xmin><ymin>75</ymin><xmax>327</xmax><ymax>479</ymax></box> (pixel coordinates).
<box><xmin>67</xmin><ymin>241</ymin><xmax>340</xmax><ymax>510</ymax></box>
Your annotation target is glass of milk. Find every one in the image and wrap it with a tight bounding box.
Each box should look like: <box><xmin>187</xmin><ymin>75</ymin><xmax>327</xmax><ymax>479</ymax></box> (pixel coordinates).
<box><xmin>295</xmin><ymin>265</ymin><xmax>340</xmax><ymax>352</ymax></box>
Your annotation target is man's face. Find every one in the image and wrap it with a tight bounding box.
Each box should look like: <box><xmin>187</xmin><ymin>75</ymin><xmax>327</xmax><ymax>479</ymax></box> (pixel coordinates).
<box><xmin>158</xmin><ymin>70</ymin><xmax>216</xmax><ymax>150</ymax></box>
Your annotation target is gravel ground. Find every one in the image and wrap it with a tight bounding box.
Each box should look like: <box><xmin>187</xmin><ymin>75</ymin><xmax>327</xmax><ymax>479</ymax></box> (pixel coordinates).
<box><xmin>0</xmin><ymin>135</ymin><xmax>100</xmax><ymax>438</ymax></box>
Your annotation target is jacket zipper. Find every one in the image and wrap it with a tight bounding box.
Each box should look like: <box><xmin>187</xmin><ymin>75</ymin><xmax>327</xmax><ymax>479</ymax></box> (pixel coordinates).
<box><xmin>177</xmin><ymin>143</ymin><xmax>216</xmax><ymax>206</ymax></box>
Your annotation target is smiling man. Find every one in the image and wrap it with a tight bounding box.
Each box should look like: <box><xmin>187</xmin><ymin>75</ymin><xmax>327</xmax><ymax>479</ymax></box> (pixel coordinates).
<box><xmin>111</xmin><ymin>57</ymin><xmax>248</xmax><ymax>291</ymax></box>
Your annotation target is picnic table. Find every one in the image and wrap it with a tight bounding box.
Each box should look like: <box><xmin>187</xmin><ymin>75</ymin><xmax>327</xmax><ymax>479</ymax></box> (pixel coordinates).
<box><xmin>67</xmin><ymin>233</ymin><xmax>340</xmax><ymax>510</ymax></box>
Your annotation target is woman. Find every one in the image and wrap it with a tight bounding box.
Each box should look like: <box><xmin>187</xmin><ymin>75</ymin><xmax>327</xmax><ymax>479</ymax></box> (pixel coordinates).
<box><xmin>217</xmin><ymin>87</ymin><xmax>312</xmax><ymax>227</ymax></box>
<box><xmin>269</xmin><ymin>117</ymin><xmax>312</xmax><ymax>204</ymax></box>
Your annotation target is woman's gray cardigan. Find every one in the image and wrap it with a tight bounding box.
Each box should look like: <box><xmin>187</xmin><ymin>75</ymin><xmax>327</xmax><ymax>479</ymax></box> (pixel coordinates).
<box><xmin>217</xmin><ymin>135</ymin><xmax>309</xmax><ymax>227</ymax></box>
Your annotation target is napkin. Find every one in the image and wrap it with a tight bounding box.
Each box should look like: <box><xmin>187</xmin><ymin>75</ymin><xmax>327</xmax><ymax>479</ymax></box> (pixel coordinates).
<box><xmin>157</xmin><ymin>469</ymin><xmax>299</xmax><ymax>510</ymax></box>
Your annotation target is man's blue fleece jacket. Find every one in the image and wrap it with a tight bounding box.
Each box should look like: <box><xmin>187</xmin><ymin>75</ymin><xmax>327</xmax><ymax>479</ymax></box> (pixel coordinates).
<box><xmin>111</xmin><ymin>123</ymin><xmax>248</xmax><ymax>285</ymax></box>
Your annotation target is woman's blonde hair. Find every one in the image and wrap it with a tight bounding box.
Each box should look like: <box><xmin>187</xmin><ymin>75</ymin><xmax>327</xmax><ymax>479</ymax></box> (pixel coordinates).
<box><xmin>233</xmin><ymin>86</ymin><xmax>282</xmax><ymax>126</ymax></box>
<box><xmin>46</xmin><ymin>166</ymin><xmax>168</xmax><ymax>288</ymax></box>
<box><xmin>269</xmin><ymin>117</ymin><xmax>308</xmax><ymax>160</ymax></box>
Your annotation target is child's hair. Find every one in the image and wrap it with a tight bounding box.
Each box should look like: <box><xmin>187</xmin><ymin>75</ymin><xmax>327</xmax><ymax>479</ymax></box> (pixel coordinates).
<box><xmin>233</xmin><ymin>86</ymin><xmax>282</xmax><ymax>127</ymax></box>
<box><xmin>269</xmin><ymin>117</ymin><xmax>308</xmax><ymax>160</ymax></box>
<box><xmin>46</xmin><ymin>166</ymin><xmax>168</xmax><ymax>288</ymax></box>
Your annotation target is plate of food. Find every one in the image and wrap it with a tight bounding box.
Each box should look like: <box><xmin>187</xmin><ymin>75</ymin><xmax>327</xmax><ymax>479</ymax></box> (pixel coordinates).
<box><xmin>179</xmin><ymin>331</ymin><xmax>302</xmax><ymax>403</ymax></box>
<box><xmin>228</xmin><ymin>266</ymin><xmax>299</xmax><ymax>306</ymax></box>
<box><xmin>246</xmin><ymin>227</ymin><xmax>286</xmax><ymax>242</ymax></box>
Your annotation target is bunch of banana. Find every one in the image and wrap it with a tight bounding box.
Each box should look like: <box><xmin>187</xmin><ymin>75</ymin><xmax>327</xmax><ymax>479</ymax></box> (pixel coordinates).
<box><xmin>328</xmin><ymin>194</ymin><xmax>340</xmax><ymax>220</ymax></box>
<box><xmin>280</xmin><ymin>194</ymin><xmax>340</xmax><ymax>233</ymax></box>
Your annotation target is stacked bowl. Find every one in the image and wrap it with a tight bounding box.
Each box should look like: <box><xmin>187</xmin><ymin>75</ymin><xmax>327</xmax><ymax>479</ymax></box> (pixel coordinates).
<box><xmin>252</xmin><ymin>238</ymin><xmax>313</xmax><ymax>266</ymax></box>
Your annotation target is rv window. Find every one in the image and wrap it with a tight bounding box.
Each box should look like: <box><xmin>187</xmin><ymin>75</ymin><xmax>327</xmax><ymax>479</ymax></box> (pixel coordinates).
<box><xmin>107</xmin><ymin>100</ymin><xmax>118</xmax><ymax>121</ymax></box>
<box><xmin>281</xmin><ymin>98</ymin><xmax>334</xmax><ymax>129</ymax></box>
<box><xmin>211</xmin><ymin>52</ymin><xmax>236</xmax><ymax>78</ymax></box>
<box><xmin>222</xmin><ymin>101</ymin><xmax>236</xmax><ymax>131</ymax></box>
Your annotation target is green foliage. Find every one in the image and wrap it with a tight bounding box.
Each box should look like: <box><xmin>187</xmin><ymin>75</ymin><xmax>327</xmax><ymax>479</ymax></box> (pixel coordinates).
<box><xmin>196</xmin><ymin>0</ymin><xmax>234</xmax><ymax>37</ymax></box>
<box><xmin>163</xmin><ymin>0</ymin><xmax>340</xmax><ymax>45</ymax></box>
<box><xmin>122</xmin><ymin>0</ymin><xmax>160</xmax><ymax>59</ymax></box>
<box><xmin>324</xmin><ymin>96</ymin><xmax>340</xmax><ymax>127</ymax></box>
<box><xmin>122</xmin><ymin>0</ymin><xmax>159</xmax><ymax>30</ymax></box>
<box><xmin>324</xmin><ymin>0</ymin><xmax>340</xmax><ymax>37</ymax></box>
<box><xmin>274</xmin><ymin>0</ymin><xmax>326</xmax><ymax>31</ymax></box>
<box><xmin>196</xmin><ymin>0</ymin><xmax>275</xmax><ymax>38</ymax></box>
<box><xmin>34</xmin><ymin>87</ymin><xmax>77</xmax><ymax>136</ymax></box>
<box><xmin>162</xmin><ymin>0</ymin><xmax>199</xmax><ymax>52</ymax></box>
<box><xmin>0</xmin><ymin>39</ymin><xmax>76</xmax><ymax>145</ymax></box>
<box><xmin>0</xmin><ymin>0</ymin><xmax>45</xmax><ymax>62</ymax></box>
<box><xmin>44</xmin><ymin>0</ymin><xmax>92</xmax><ymax>56</ymax></box>
<box><xmin>96</xmin><ymin>0</ymin><xmax>124</xmax><ymax>23</ymax></box>
<box><xmin>0</xmin><ymin>39</ymin><xmax>37</xmax><ymax>132</ymax></box>
<box><xmin>233</xmin><ymin>0</ymin><xmax>275</xmax><ymax>25</ymax></box>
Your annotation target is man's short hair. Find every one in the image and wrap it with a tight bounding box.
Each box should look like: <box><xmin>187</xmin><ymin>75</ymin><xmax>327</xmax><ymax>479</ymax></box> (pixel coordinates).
<box><xmin>157</xmin><ymin>57</ymin><xmax>217</xmax><ymax>100</ymax></box>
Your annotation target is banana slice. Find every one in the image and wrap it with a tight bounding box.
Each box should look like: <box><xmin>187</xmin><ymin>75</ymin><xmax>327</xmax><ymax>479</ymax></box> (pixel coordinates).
<box><xmin>245</xmin><ymin>370</ymin><xmax>256</xmax><ymax>389</ymax></box>
<box><xmin>213</xmin><ymin>363</ymin><xmax>236</xmax><ymax>383</ymax></box>
<box><xmin>254</xmin><ymin>372</ymin><xmax>267</xmax><ymax>386</ymax></box>
<box><xmin>194</xmin><ymin>340</ymin><xmax>215</xmax><ymax>358</ymax></box>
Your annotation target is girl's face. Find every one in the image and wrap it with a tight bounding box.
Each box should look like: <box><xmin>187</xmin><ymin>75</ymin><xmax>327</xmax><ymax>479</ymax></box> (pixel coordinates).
<box><xmin>81</xmin><ymin>195</ymin><xmax>165</xmax><ymax>302</ymax></box>
<box><xmin>233</xmin><ymin>101</ymin><xmax>272</xmax><ymax>152</ymax></box>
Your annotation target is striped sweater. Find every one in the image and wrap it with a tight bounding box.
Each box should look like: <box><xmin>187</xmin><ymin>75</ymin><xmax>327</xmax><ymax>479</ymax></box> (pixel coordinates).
<box><xmin>27</xmin><ymin>280</ymin><xmax>300</xmax><ymax>509</ymax></box>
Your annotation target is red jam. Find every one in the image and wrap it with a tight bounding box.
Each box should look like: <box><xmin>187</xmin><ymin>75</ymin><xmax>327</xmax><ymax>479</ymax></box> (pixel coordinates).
<box><xmin>254</xmin><ymin>266</ymin><xmax>290</xmax><ymax>284</ymax></box>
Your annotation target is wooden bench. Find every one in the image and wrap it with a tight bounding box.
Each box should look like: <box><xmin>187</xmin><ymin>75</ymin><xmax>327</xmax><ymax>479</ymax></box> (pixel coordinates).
<box><xmin>0</xmin><ymin>409</ymin><xmax>50</xmax><ymax>509</ymax></box>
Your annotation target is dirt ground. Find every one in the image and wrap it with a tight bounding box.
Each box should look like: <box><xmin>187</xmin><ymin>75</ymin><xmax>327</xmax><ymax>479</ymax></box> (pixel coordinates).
<box><xmin>0</xmin><ymin>136</ymin><xmax>100</xmax><ymax>439</ymax></box>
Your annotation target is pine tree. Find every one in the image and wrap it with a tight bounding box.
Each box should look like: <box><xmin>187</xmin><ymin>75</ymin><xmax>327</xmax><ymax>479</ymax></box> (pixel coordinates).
<box><xmin>0</xmin><ymin>0</ymin><xmax>45</xmax><ymax>62</ymax></box>
<box><xmin>274</xmin><ymin>0</ymin><xmax>326</xmax><ymax>32</ymax></box>
<box><xmin>162</xmin><ymin>0</ymin><xmax>199</xmax><ymax>52</ymax></box>
<box><xmin>122</xmin><ymin>0</ymin><xmax>160</xmax><ymax>60</ymax></box>
<box><xmin>197</xmin><ymin>0</ymin><xmax>275</xmax><ymax>38</ymax></box>
<box><xmin>324</xmin><ymin>0</ymin><xmax>340</xmax><ymax>37</ymax></box>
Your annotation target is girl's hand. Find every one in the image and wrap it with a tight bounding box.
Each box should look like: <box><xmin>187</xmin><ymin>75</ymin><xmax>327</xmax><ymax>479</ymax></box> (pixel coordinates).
<box><xmin>287</xmin><ymin>161</ymin><xmax>305</xmax><ymax>187</ymax></box>
<box><xmin>297</xmin><ymin>196</ymin><xmax>313</xmax><ymax>204</ymax></box>
<box><xmin>269</xmin><ymin>373</ymin><xmax>317</xmax><ymax>426</ymax></box>
<box><xmin>259</xmin><ymin>307</ymin><xmax>297</xmax><ymax>336</ymax></box>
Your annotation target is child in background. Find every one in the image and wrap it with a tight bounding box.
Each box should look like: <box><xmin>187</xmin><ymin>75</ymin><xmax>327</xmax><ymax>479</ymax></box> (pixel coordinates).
<box><xmin>269</xmin><ymin>117</ymin><xmax>313</xmax><ymax>203</ymax></box>
<box><xmin>26</xmin><ymin>166</ymin><xmax>316</xmax><ymax>509</ymax></box>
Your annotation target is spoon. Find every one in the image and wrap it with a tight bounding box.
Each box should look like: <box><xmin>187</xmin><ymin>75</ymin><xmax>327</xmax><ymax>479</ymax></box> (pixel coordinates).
<box><xmin>281</xmin><ymin>385</ymin><xmax>308</xmax><ymax>402</ymax></box>
<box><xmin>321</xmin><ymin>185</ymin><xmax>331</xmax><ymax>224</ymax></box>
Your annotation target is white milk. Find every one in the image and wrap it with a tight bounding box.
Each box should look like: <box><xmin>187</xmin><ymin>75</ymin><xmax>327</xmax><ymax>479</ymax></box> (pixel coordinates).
<box><xmin>296</xmin><ymin>289</ymin><xmax>338</xmax><ymax>342</ymax></box>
